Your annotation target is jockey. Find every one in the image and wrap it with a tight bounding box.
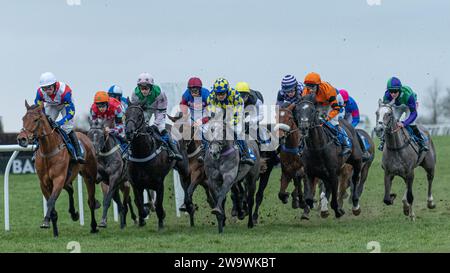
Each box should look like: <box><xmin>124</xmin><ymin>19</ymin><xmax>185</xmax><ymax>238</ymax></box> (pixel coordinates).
<box><xmin>302</xmin><ymin>72</ymin><xmax>352</xmax><ymax>156</ymax></box>
<box><xmin>379</xmin><ymin>77</ymin><xmax>429</xmax><ymax>152</ymax></box>
<box><xmin>34</xmin><ymin>72</ymin><xmax>85</xmax><ymax>163</ymax></box>
<box><xmin>339</xmin><ymin>89</ymin><xmax>371</xmax><ymax>161</ymax></box>
<box><xmin>276</xmin><ymin>75</ymin><xmax>304</xmax><ymax>106</ymax></box>
<box><xmin>180</xmin><ymin>77</ymin><xmax>210</xmax><ymax>122</ymax></box>
<box><xmin>235</xmin><ymin>82</ymin><xmax>267</xmax><ymax>143</ymax></box>
<box><xmin>108</xmin><ymin>85</ymin><xmax>128</xmax><ymax>111</ymax></box>
<box><xmin>130</xmin><ymin>72</ymin><xmax>183</xmax><ymax>161</ymax></box>
<box><xmin>338</xmin><ymin>89</ymin><xmax>360</xmax><ymax>127</ymax></box>
<box><xmin>198</xmin><ymin>78</ymin><xmax>254</xmax><ymax>165</ymax></box>
<box><xmin>90</xmin><ymin>91</ymin><xmax>126</xmax><ymax>144</ymax></box>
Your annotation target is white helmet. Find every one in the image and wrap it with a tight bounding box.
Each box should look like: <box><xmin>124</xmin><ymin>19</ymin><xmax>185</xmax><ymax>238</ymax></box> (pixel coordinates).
<box><xmin>137</xmin><ymin>72</ymin><xmax>154</xmax><ymax>86</ymax></box>
<box><xmin>39</xmin><ymin>72</ymin><xmax>57</xmax><ymax>87</ymax></box>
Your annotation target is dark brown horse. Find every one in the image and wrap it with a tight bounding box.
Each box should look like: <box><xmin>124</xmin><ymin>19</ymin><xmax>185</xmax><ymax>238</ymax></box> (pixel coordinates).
<box><xmin>17</xmin><ymin>101</ymin><xmax>99</xmax><ymax>237</ymax></box>
<box><xmin>124</xmin><ymin>101</ymin><xmax>190</xmax><ymax>229</ymax></box>
<box><xmin>275</xmin><ymin>103</ymin><xmax>319</xmax><ymax>220</ymax></box>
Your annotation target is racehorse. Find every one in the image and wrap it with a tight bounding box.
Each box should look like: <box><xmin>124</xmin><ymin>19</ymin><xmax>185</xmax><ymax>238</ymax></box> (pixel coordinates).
<box><xmin>374</xmin><ymin>100</ymin><xmax>436</xmax><ymax>220</ymax></box>
<box><xmin>17</xmin><ymin>101</ymin><xmax>99</xmax><ymax>237</ymax></box>
<box><xmin>169</xmin><ymin>114</ymin><xmax>215</xmax><ymax>227</ymax></box>
<box><xmin>336</xmin><ymin>129</ymin><xmax>375</xmax><ymax>210</ymax></box>
<box><xmin>124</xmin><ymin>101</ymin><xmax>189</xmax><ymax>230</ymax></box>
<box><xmin>204</xmin><ymin>121</ymin><xmax>260</xmax><ymax>233</ymax></box>
<box><xmin>275</xmin><ymin>103</ymin><xmax>316</xmax><ymax>220</ymax></box>
<box><xmin>295</xmin><ymin>94</ymin><xmax>363</xmax><ymax>218</ymax></box>
<box><xmin>87</xmin><ymin>119</ymin><xmax>136</xmax><ymax>228</ymax></box>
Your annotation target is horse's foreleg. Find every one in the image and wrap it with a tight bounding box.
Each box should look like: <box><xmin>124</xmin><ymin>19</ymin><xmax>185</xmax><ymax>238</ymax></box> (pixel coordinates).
<box><xmin>155</xmin><ymin>183</ymin><xmax>166</xmax><ymax>231</ymax></box>
<box><xmin>100</xmin><ymin>174</ymin><xmax>121</xmax><ymax>228</ymax></box>
<box><xmin>41</xmin><ymin>177</ymin><xmax>64</xmax><ymax>237</ymax></box>
<box><xmin>112</xmin><ymin>188</ymin><xmax>126</xmax><ymax>229</ymax></box>
<box><xmin>132</xmin><ymin>186</ymin><xmax>146</xmax><ymax>227</ymax></box>
<box><xmin>278</xmin><ymin>172</ymin><xmax>291</xmax><ymax>204</ymax></box>
<box><xmin>403</xmin><ymin>174</ymin><xmax>415</xmax><ymax>221</ymax></box>
<box><xmin>383</xmin><ymin>172</ymin><xmax>396</xmax><ymax>205</ymax></box>
<box><xmin>246</xmin><ymin>177</ymin><xmax>257</xmax><ymax>229</ymax></box>
<box><xmin>292</xmin><ymin>175</ymin><xmax>303</xmax><ymax>209</ymax></box>
<box><xmin>328</xmin><ymin>177</ymin><xmax>344</xmax><ymax>219</ymax></box>
<box><xmin>253</xmin><ymin>166</ymin><xmax>272</xmax><ymax>223</ymax></box>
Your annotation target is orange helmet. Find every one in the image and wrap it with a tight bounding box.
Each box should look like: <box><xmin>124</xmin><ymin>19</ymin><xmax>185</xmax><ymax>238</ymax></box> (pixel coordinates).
<box><xmin>94</xmin><ymin>91</ymin><xmax>109</xmax><ymax>104</ymax></box>
<box><xmin>304</xmin><ymin>72</ymin><xmax>322</xmax><ymax>85</ymax></box>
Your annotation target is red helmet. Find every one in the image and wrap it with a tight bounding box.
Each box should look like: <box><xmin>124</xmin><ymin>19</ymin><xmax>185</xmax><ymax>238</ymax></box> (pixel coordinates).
<box><xmin>188</xmin><ymin>77</ymin><xmax>202</xmax><ymax>88</ymax></box>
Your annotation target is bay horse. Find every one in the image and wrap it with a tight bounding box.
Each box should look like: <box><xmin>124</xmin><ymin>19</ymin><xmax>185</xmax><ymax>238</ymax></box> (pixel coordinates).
<box><xmin>124</xmin><ymin>101</ymin><xmax>189</xmax><ymax>229</ymax></box>
<box><xmin>275</xmin><ymin>103</ymin><xmax>316</xmax><ymax>220</ymax></box>
<box><xmin>295</xmin><ymin>94</ymin><xmax>363</xmax><ymax>218</ymax></box>
<box><xmin>204</xmin><ymin>121</ymin><xmax>260</xmax><ymax>233</ymax></box>
<box><xmin>17</xmin><ymin>101</ymin><xmax>99</xmax><ymax>237</ymax></box>
<box><xmin>374</xmin><ymin>100</ymin><xmax>436</xmax><ymax>220</ymax></box>
<box><xmin>169</xmin><ymin>114</ymin><xmax>215</xmax><ymax>227</ymax></box>
<box><xmin>87</xmin><ymin>119</ymin><xmax>137</xmax><ymax>228</ymax></box>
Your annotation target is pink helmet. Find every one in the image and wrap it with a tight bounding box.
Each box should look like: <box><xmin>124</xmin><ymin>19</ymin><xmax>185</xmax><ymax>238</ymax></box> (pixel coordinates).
<box><xmin>339</xmin><ymin>89</ymin><xmax>349</xmax><ymax>102</ymax></box>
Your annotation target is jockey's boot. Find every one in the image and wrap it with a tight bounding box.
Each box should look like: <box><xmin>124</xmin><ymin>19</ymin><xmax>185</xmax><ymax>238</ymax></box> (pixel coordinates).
<box><xmin>237</xmin><ymin>140</ymin><xmax>255</xmax><ymax>166</ymax></box>
<box><xmin>197</xmin><ymin>140</ymin><xmax>208</xmax><ymax>163</ymax></box>
<box><xmin>162</xmin><ymin>130</ymin><xmax>183</xmax><ymax>161</ymax></box>
<box><xmin>69</xmin><ymin>131</ymin><xmax>86</xmax><ymax>164</ymax></box>
<box><xmin>357</xmin><ymin>134</ymin><xmax>371</xmax><ymax>161</ymax></box>
<box><xmin>337</xmin><ymin>126</ymin><xmax>352</xmax><ymax>156</ymax></box>
<box><xmin>411</xmin><ymin>125</ymin><xmax>429</xmax><ymax>153</ymax></box>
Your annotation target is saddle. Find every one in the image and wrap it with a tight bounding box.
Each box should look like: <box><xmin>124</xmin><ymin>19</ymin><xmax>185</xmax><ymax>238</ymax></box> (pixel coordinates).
<box><xmin>48</xmin><ymin>119</ymin><xmax>84</xmax><ymax>161</ymax></box>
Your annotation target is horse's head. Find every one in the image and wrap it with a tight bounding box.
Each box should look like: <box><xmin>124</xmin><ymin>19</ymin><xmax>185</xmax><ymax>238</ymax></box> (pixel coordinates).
<box><xmin>274</xmin><ymin>103</ymin><xmax>297</xmax><ymax>140</ymax></box>
<box><xmin>208</xmin><ymin>121</ymin><xmax>229</xmax><ymax>160</ymax></box>
<box><xmin>17</xmin><ymin>100</ymin><xmax>45</xmax><ymax>147</ymax></box>
<box><xmin>125</xmin><ymin>101</ymin><xmax>146</xmax><ymax>141</ymax></box>
<box><xmin>375</xmin><ymin>99</ymin><xmax>395</xmax><ymax>137</ymax></box>
<box><xmin>87</xmin><ymin>119</ymin><xmax>108</xmax><ymax>155</ymax></box>
<box><xmin>295</xmin><ymin>94</ymin><xmax>319</xmax><ymax>136</ymax></box>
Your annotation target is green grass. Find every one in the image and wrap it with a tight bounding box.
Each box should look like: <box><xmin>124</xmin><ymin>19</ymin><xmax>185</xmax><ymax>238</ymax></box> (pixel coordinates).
<box><xmin>1</xmin><ymin>137</ymin><xmax>450</xmax><ymax>253</ymax></box>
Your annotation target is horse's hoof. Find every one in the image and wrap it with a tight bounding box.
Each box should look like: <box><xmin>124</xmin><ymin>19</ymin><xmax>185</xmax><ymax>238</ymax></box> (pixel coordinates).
<box><xmin>211</xmin><ymin>207</ymin><xmax>222</xmax><ymax>216</ymax></box>
<box><xmin>40</xmin><ymin>222</ymin><xmax>50</xmax><ymax>229</ymax></box>
<box><xmin>90</xmin><ymin>228</ymin><xmax>99</xmax><ymax>234</ymax></box>
<box><xmin>383</xmin><ymin>199</ymin><xmax>394</xmax><ymax>206</ymax></box>
<box><xmin>248</xmin><ymin>222</ymin><xmax>254</xmax><ymax>229</ymax></box>
<box><xmin>390</xmin><ymin>193</ymin><xmax>397</xmax><ymax>201</ymax></box>
<box><xmin>138</xmin><ymin>220</ymin><xmax>146</xmax><ymax>227</ymax></box>
<box><xmin>70</xmin><ymin>212</ymin><xmax>79</xmax><ymax>222</ymax></box>
<box><xmin>427</xmin><ymin>201</ymin><xmax>436</xmax><ymax>209</ymax></box>
<box><xmin>338</xmin><ymin>208</ymin><xmax>346</xmax><ymax>216</ymax></box>
<box><xmin>98</xmin><ymin>221</ymin><xmax>107</xmax><ymax>228</ymax></box>
<box><xmin>320</xmin><ymin>211</ymin><xmax>330</xmax><ymax>218</ymax></box>
<box><xmin>238</xmin><ymin>211</ymin><xmax>246</xmax><ymax>221</ymax></box>
<box><xmin>352</xmin><ymin>207</ymin><xmax>361</xmax><ymax>216</ymax></box>
<box><xmin>300</xmin><ymin>213</ymin><xmax>310</xmax><ymax>221</ymax></box>
<box><xmin>179</xmin><ymin>204</ymin><xmax>187</xmax><ymax>212</ymax></box>
<box><xmin>292</xmin><ymin>200</ymin><xmax>300</xmax><ymax>209</ymax></box>
<box><xmin>252</xmin><ymin>217</ymin><xmax>259</xmax><ymax>224</ymax></box>
<box><xmin>278</xmin><ymin>192</ymin><xmax>289</xmax><ymax>204</ymax></box>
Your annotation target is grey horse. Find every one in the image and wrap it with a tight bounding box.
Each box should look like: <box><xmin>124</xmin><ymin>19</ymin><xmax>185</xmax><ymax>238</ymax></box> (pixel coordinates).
<box><xmin>204</xmin><ymin>121</ymin><xmax>260</xmax><ymax>233</ymax></box>
<box><xmin>87</xmin><ymin>119</ymin><xmax>135</xmax><ymax>228</ymax></box>
<box><xmin>374</xmin><ymin>100</ymin><xmax>436</xmax><ymax>220</ymax></box>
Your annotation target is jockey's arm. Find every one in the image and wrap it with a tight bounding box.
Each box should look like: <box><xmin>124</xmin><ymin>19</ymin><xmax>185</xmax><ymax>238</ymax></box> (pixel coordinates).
<box><xmin>153</xmin><ymin>92</ymin><xmax>168</xmax><ymax>132</ymax></box>
<box><xmin>402</xmin><ymin>95</ymin><xmax>418</xmax><ymax>126</ymax></box>
<box><xmin>34</xmin><ymin>90</ymin><xmax>44</xmax><ymax>106</ymax></box>
<box><xmin>57</xmin><ymin>92</ymin><xmax>75</xmax><ymax>127</ymax></box>
<box><xmin>110</xmin><ymin>107</ymin><xmax>125</xmax><ymax>135</ymax></box>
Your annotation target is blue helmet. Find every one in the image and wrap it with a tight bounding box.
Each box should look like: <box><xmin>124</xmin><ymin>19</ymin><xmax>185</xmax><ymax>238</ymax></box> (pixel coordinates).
<box><xmin>108</xmin><ymin>85</ymin><xmax>123</xmax><ymax>97</ymax></box>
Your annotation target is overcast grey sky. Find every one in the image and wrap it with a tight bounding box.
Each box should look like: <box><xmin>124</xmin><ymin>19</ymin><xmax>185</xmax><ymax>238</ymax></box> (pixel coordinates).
<box><xmin>1</xmin><ymin>0</ymin><xmax>449</xmax><ymax>132</ymax></box>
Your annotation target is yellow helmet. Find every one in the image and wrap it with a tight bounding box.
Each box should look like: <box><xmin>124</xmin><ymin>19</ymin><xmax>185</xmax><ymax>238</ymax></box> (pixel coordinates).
<box><xmin>235</xmin><ymin>82</ymin><xmax>250</xmax><ymax>93</ymax></box>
